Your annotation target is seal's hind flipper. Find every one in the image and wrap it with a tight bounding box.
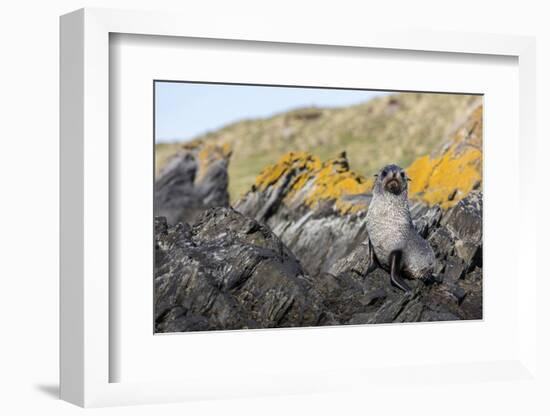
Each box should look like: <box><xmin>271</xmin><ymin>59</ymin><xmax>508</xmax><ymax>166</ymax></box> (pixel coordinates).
<box><xmin>390</xmin><ymin>250</ymin><xmax>412</xmax><ymax>293</ymax></box>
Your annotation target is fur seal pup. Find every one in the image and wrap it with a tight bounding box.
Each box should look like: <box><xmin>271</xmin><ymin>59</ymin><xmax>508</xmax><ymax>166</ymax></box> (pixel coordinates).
<box><xmin>366</xmin><ymin>164</ymin><xmax>435</xmax><ymax>292</ymax></box>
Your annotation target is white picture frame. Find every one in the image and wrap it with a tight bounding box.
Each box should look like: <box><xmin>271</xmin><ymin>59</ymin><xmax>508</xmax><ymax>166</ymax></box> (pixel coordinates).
<box><xmin>60</xmin><ymin>7</ymin><xmax>538</xmax><ymax>408</ymax></box>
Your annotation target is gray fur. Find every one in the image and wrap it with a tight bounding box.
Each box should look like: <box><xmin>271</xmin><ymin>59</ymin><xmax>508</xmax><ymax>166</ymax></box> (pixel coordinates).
<box><xmin>366</xmin><ymin>164</ymin><xmax>435</xmax><ymax>280</ymax></box>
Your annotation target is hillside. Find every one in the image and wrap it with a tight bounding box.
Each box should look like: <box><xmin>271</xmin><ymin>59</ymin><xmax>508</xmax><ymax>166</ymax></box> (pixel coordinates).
<box><xmin>156</xmin><ymin>92</ymin><xmax>481</xmax><ymax>200</ymax></box>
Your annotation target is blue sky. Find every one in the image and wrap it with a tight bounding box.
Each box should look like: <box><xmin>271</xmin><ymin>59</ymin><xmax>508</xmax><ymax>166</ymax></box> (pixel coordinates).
<box><xmin>154</xmin><ymin>82</ymin><xmax>389</xmax><ymax>143</ymax></box>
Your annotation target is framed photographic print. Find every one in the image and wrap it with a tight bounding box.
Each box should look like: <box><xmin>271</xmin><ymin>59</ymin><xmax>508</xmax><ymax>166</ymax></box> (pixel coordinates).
<box><xmin>60</xmin><ymin>7</ymin><xmax>538</xmax><ymax>408</ymax></box>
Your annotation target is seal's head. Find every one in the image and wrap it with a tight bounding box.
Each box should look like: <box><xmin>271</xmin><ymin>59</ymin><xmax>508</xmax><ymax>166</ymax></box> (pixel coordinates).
<box><xmin>373</xmin><ymin>164</ymin><xmax>410</xmax><ymax>197</ymax></box>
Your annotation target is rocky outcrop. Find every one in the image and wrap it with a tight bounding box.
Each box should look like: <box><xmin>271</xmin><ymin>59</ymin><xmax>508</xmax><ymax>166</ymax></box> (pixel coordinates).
<box><xmin>155</xmin><ymin>143</ymin><xmax>231</xmax><ymax>225</ymax></box>
<box><xmin>154</xmin><ymin>208</ymin><xmax>324</xmax><ymax>332</ymax></box>
<box><xmin>235</xmin><ymin>104</ymin><xmax>483</xmax><ymax>276</ymax></box>
<box><xmin>235</xmin><ymin>151</ymin><xmax>373</xmax><ymax>276</ymax></box>
<box><xmin>154</xmin><ymin>104</ymin><xmax>483</xmax><ymax>332</ymax></box>
<box><xmin>155</xmin><ymin>190</ymin><xmax>482</xmax><ymax>332</ymax></box>
<box><xmin>323</xmin><ymin>191</ymin><xmax>483</xmax><ymax>324</ymax></box>
<box><xmin>407</xmin><ymin>105</ymin><xmax>482</xmax><ymax>209</ymax></box>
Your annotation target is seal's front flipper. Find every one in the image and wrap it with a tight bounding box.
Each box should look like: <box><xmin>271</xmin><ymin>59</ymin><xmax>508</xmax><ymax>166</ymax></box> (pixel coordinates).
<box><xmin>390</xmin><ymin>250</ymin><xmax>411</xmax><ymax>293</ymax></box>
<box><xmin>366</xmin><ymin>238</ymin><xmax>379</xmax><ymax>274</ymax></box>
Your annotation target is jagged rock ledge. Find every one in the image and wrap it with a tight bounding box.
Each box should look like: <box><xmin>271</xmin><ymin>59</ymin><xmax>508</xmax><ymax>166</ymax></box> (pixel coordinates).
<box><xmin>155</xmin><ymin>190</ymin><xmax>482</xmax><ymax>332</ymax></box>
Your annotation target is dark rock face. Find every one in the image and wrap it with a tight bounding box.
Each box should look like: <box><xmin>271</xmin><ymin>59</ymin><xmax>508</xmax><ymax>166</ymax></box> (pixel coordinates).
<box><xmin>155</xmin><ymin>151</ymin><xmax>230</xmax><ymax>226</ymax></box>
<box><xmin>427</xmin><ymin>191</ymin><xmax>483</xmax><ymax>320</ymax></box>
<box><xmin>154</xmin><ymin>141</ymin><xmax>482</xmax><ymax>332</ymax></box>
<box><xmin>154</xmin><ymin>208</ymin><xmax>324</xmax><ymax>332</ymax></box>
<box><xmin>155</xmin><ymin>190</ymin><xmax>482</xmax><ymax>332</ymax></box>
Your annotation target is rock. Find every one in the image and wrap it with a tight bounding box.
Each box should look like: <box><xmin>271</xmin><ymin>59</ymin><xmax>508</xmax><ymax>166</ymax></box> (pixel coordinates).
<box><xmin>274</xmin><ymin>214</ymin><xmax>370</xmax><ymax>277</ymax></box>
<box><xmin>154</xmin><ymin>200</ymin><xmax>485</xmax><ymax>330</ymax></box>
<box><xmin>236</xmin><ymin>151</ymin><xmax>374</xmax><ymax>276</ymax></box>
<box><xmin>443</xmin><ymin>191</ymin><xmax>482</xmax><ymax>242</ymax></box>
<box><xmin>367</xmin><ymin>290</ymin><xmax>420</xmax><ymax>324</ymax></box>
<box><xmin>155</xmin><ymin>153</ymin><xmax>200</xmax><ymax>225</ymax></box>
<box><xmin>454</xmin><ymin>240</ymin><xmax>480</xmax><ymax>268</ymax></box>
<box><xmin>451</xmin><ymin>285</ymin><xmax>467</xmax><ymax>304</ymax></box>
<box><xmin>406</xmin><ymin>105</ymin><xmax>483</xmax><ymax>209</ymax></box>
<box><xmin>155</xmin><ymin>143</ymin><xmax>231</xmax><ymax>225</ymax></box>
<box><xmin>441</xmin><ymin>256</ymin><xmax>466</xmax><ymax>283</ymax></box>
<box><xmin>347</xmin><ymin>312</ymin><xmax>376</xmax><ymax>325</ymax></box>
<box><xmin>458</xmin><ymin>267</ymin><xmax>483</xmax><ymax>319</ymax></box>
<box><xmin>231</xmin><ymin>146</ymin><xmax>483</xmax><ymax>325</ymax></box>
<box><xmin>394</xmin><ymin>299</ymin><xmax>425</xmax><ymax>323</ymax></box>
<box><xmin>361</xmin><ymin>288</ymin><xmax>387</xmax><ymax>306</ymax></box>
<box><xmin>420</xmin><ymin>309</ymin><xmax>460</xmax><ymax>322</ymax></box>
<box><xmin>236</xmin><ymin>151</ymin><xmax>372</xmax><ymax>221</ymax></box>
<box><xmin>428</xmin><ymin>227</ymin><xmax>456</xmax><ymax>258</ymax></box>
<box><xmin>154</xmin><ymin>208</ymin><xmax>324</xmax><ymax>332</ymax></box>
<box><xmin>442</xmin><ymin>191</ymin><xmax>483</xmax><ymax>271</ymax></box>
<box><xmin>411</xmin><ymin>204</ymin><xmax>443</xmax><ymax>238</ymax></box>
<box><xmin>196</xmin><ymin>158</ymin><xmax>230</xmax><ymax>208</ymax></box>
<box><xmin>156</xmin><ymin>185</ymin><xmax>483</xmax><ymax>330</ymax></box>
<box><xmin>328</xmin><ymin>241</ymin><xmax>375</xmax><ymax>278</ymax></box>
<box><xmin>155</xmin><ymin>104</ymin><xmax>484</xmax><ymax>331</ymax></box>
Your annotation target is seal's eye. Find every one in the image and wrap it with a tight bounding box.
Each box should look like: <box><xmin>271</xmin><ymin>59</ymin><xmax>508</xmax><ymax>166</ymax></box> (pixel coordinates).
<box><xmin>400</xmin><ymin>171</ymin><xmax>405</xmax><ymax>178</ymax></box>
<box><xmin>381</xmin><ymin>169</ymin><xmax>387</xmax><ymax>178</ymax></box>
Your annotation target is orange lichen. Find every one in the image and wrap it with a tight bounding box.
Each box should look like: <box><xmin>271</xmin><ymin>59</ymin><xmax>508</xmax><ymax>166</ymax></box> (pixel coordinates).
<box><xmin>424</xmin><ymin>149</ymin><xmax>481</xmax><ymax>207</ymax></box>
<box><xmin>254</xmin><ymin>152</ymin><xmax>321</xmax><ymax>191</ymax></box>
<box><xmin>407</xmin><ymin>155</ymin><xmax>436</xmax><ymax>195</ymax></box>
<box><xmin>406</xmin><ymin>104</ymin><xmax>483</xmax><ymax>209</ymax></box>
<box><xmin>252</xmin><ymin>151</ymin><xmax>372</xmax><ymax>214</ymax></box>
<box><xmin>299</xmin><ymin>157</ymin><xmax>371</xmax><ymax>213</ymax></box>
<box><xmin>248</xmin><ymin>103</ymin><xmax>482</xmax><ymax>213</ymax></box>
